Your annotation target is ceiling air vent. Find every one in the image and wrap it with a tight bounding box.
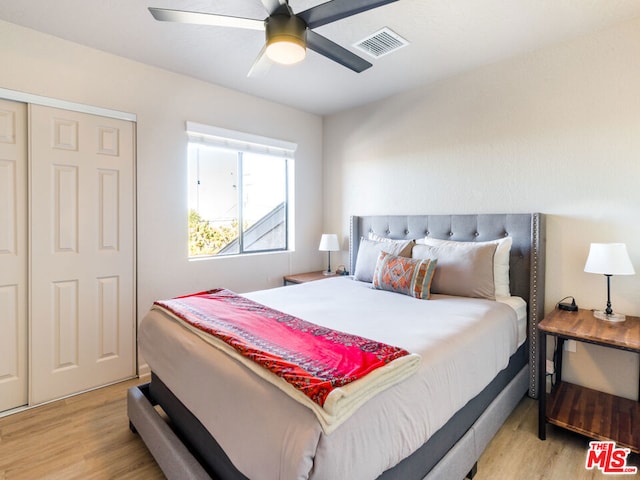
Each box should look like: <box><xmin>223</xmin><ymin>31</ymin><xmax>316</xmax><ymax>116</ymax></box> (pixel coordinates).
<box><xmin>353</xmin><ymin>27</ymin><xmax>409</xmax><ymax>59</ymax></box>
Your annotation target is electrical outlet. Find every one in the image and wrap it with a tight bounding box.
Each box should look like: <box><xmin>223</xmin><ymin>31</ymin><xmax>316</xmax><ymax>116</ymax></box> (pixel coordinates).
<box><xmin>564</xmin><ymin>340</ymin><xmax>577</xmax><ymax>353</ymax></box>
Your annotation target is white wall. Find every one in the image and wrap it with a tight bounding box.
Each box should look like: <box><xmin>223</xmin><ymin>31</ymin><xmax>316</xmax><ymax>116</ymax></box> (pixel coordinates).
<box><xmin>324</xmin><ymin>18</ymin><xmax>640</xmax><ymax>400</ymax></box>
<box><xmin>0</xmin><ymin>20</ymin><xmax>324</xmax><ymax>371</ymax></box>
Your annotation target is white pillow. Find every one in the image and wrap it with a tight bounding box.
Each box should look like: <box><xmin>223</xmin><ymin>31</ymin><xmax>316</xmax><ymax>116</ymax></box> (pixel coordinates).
<box><xmin>354</xmin><ymin>237</ymin><xmax>414</xmax><ymax>283</ymax></box>
<box><xmin>420</xmin><ymin>236</ymin><xmax>512</xmax><ymax>297</ymax></box>
<box><xmin>367</xmin><ymin>232</ymin><xmax>410</xmax><ymax>244</ymax></box>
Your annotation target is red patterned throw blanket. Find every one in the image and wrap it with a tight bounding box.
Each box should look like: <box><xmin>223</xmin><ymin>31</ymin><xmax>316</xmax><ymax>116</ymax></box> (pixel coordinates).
<box><xmin>153</xmin><ymin>288</ymin><xmax>420</xmax><ymax>433</ymax></box>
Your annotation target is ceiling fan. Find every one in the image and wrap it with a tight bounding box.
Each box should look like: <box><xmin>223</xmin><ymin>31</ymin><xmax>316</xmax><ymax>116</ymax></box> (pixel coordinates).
<box><xmin>149</xmin><ymin>0</ymin><xmax>398</xmax><ymax>76</ymax></box>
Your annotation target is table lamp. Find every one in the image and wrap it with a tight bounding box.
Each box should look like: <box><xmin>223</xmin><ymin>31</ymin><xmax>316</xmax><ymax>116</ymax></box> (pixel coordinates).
<box><xmin>319</xmin><ymin>234</ymin><xmax>339</xmax><ymax>275</ymax></box>
<box><xmin>584</xmin><ymin>243</ymin><xmax>635</xmax><ymax>322</ymax></box>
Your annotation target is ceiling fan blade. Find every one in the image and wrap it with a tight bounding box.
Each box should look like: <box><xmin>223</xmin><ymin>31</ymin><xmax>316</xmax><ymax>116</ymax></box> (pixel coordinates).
<box><xmin>247</xmin><ymin>45</ymin><xmax>272</xmax><ymax>78</ymax></box>
<box><xmin>297</xmin><ymin>0</ymin><xmax>398</xmax><ymax>29</ymax></box>
<box><xmin>148</xmin><ymin>7</ymin><xmax>265</xmax><ymax>31</ymax></box>
<box><xmin>306</xmin><ymin>30</ymin><xmax>371</xmax><ymax>73</ymax></box>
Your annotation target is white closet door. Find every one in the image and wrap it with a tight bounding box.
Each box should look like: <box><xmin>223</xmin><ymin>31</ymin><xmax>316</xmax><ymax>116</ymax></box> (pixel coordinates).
<box><xmin>29</xmin><ymin>105</ymin><xmax>135</xmax><ymax>404</ymax></box>
<box><xmin>0</xmin><ymin>99</ymin><xmax>28</xmax><ymax>412</ymax></box>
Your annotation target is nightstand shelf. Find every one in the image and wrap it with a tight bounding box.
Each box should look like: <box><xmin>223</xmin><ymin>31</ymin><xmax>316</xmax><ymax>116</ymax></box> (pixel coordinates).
<box><xmin>283</xmin><ymin>271</ymin><xmax>336</xmax><ymax>285</ymax></box>
<box><xmin>538</xmin><ymin>308</ymin><xmax>640</xmax><ymax>453</ymax></box>
<box><xmin>546</xmin><ymin>381</ymin><xmax>639</xmax><ymax>453</ymax></box>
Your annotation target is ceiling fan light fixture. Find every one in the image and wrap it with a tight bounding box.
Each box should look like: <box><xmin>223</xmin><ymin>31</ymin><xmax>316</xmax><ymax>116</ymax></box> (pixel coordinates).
<box><xmin>265</xmin><ymin>15</ymin><xmax>307</xmax><ymax>65</ymax></box>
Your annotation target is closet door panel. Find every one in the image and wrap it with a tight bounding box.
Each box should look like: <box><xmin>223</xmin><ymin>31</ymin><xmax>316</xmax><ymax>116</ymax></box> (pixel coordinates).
<box><xmin>30</xmin><ymin>105</ymin><xmax>135</xmax><ymax>405</ymax></box>
<box><xmin>0</xmin><ymin>99</ymin><xmax>27</xmax><ymax>412</ymax></box>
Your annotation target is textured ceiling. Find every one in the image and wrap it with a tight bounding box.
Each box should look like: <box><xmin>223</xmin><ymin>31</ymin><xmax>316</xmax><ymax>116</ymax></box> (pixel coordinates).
<box><xmin>2</xmin><ymin>0</ymin><xmax>640</xmax><ymax>115</ymax></box>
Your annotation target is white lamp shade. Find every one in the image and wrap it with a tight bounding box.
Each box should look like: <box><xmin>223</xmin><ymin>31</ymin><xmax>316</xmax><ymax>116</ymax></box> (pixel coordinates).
<box><xmin>584</xmin><ymin>243</ymin><xmax>635</xmax><ymax>275</ymax></box>
<box><xmin>318</xmin><ymin>234</ymin><xmax>339</xmax><ymax>252</ymax></box>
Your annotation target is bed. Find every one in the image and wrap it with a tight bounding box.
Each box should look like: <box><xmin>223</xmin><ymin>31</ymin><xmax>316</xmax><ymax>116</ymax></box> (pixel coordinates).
<box><xmin>128</xmin><ymin>213</ymin><xmax>546</xmax><ymax>480</ymax></box>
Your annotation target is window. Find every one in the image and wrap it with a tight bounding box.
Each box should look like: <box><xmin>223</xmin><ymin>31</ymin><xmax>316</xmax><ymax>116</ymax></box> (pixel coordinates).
<box><xmin>186</xmin><ymin>122</ymin><xmax>295</xmax><ymax>258</ymax></box>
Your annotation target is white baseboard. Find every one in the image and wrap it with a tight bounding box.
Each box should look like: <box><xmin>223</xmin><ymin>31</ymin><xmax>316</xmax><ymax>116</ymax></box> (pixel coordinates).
<box><xmin>138</xmin><ymin>362</ymin><xmax>151</xmax><ymax>380</ymax></box>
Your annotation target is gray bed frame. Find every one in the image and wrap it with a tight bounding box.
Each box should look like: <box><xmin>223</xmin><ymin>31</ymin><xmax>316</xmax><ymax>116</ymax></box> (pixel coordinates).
<box><xmin>128</xmin><ymin>212</ymin><xmax>546</xmax><ymax>480</ymax></box>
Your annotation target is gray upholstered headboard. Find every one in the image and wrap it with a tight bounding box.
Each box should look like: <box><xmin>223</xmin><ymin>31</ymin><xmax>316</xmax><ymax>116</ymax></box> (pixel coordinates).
<box><xmin>349</xmin><ymin>213</ymin><xmax>546</xmax><ymax>398</ymax></box>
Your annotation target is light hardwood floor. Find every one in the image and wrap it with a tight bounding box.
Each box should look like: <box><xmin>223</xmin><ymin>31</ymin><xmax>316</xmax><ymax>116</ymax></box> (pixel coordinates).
<box><xmin>0</xmin><ymin>379</ymin><xmax>163</xmax><ymax>480</ymax></box>
<box><xmin>0</xmin><ymin>378</ymin><xmax>637</xmax><ymax>479</ymax></box>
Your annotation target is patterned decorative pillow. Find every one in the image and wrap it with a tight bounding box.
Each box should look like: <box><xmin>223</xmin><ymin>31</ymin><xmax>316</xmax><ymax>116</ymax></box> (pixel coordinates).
<box><xmin>372</xmin><ymin>251</ymin><xmax>437</xmax><ymax>299</ymax></box>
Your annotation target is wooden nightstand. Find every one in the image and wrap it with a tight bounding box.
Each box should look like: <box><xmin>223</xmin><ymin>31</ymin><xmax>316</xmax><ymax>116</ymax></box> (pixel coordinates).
<box><xmin>538</xmin><ymin>308</ymin><xmax>640</xmax><ymax>453</ymax></box>
<box><xmin>283</xmin><ymin>271</ymin><xmax>337</xmax><ymax>285</ymax></box>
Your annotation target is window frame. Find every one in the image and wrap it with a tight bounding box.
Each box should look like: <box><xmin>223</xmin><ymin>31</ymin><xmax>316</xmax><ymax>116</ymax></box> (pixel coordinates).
<box><xmin>186</xmin><ymin>122</ymin><xmax>296</xmax><ymax>259</ymax></box>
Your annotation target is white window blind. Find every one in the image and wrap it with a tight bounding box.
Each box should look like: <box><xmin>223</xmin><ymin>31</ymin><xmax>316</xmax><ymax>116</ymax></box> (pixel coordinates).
<box><xmin>186</xmin><ymin>121</ymin><xmax>297</xmax><ymax>159</ymax></box>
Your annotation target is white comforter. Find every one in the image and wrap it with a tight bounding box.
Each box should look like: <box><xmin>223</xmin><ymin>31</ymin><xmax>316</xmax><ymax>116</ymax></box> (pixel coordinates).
<box><xmin>139</xmin><ymin>277</ymin><xmax>522</xmax><ymax>480</ymax></box>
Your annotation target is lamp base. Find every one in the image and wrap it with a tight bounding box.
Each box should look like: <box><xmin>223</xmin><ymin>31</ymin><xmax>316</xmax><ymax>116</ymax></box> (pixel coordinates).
<box><xmin>593</xmin><ymin>310</ymin><xmax>626</xmax><ymax>322</ymax></box>
<box><xmin>322</xmin><ymin>270</ymin><xmax>335</xmax><ymax>276</ymax></box>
